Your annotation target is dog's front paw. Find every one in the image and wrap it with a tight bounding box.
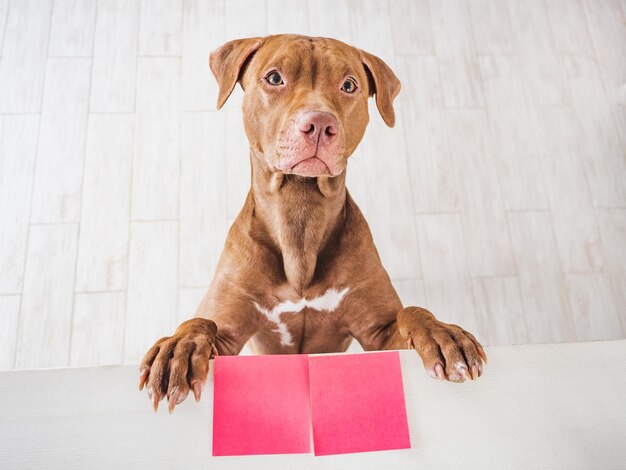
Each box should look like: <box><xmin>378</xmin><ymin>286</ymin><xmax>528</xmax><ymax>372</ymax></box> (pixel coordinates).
<box><xmin>399</xmin><ymin>308</ymin><xmax>487</xmax><ymax>383</ymax></box>
<box><xmin>138</xmin><ymin>318</ymin><xmax>218</xmax><ymax>412</ymax></box>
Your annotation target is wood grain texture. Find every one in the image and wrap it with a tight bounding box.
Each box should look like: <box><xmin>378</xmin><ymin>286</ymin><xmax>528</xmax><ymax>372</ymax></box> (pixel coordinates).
<box><xmin>597</xmin><ymin>209</ymin><xmax>626</xmax><ymax>334</ymax></box>
<box><xmin>584</xmin><ymin>0</ymin><xmax>626</xmax><ymax>105</ymax></box>
<box><xmin>544</xmin><ymin>0</ymin><xmax>594</xmax><ymax>56</ymax></box>
<box><xmin>267</xmin><ymin>0</ymin><xmax>309</xmax><ymax>35</ymax></box>
<box><xmin>468</xmin><ymin>0</ymin><xmax>517</xmax><ymax>54</ymax></box>
<box><xmin>389</xmin><ymin>0</ymin><xmax>434</xmax><ymax>56</ymax></box>
<box><xmin>30</xmin><ymin>58</ymin><xmax>91</xmax><ymax>224</ymax></box>
<box><xmin>348</xmin><ymin>0</ymin><xmax>395</xmax><ymax>66</ymax></box>
<box><xmin>0</xmin><ymin>0</ymin><xmax>52</xmax><ymax>112</ymax></box>
<box><xmin>138</xmin><ymin>0</ymin><xmax>182</xmax><ymax>56</ymax></box>
<box><xmin>75</xmin><ymin>114</ymin><xmax>134</xmax><ymax>292</ymax></box>
<box><xmin>392</xmin><ymin>278</ymin><xmax>427</xmax><ymax>309</ymax></box>
<box><xmin>398</xmin><ymin>57</ymin><xmax>460</xmax><ymax>213</ymax></box>
<box><xmin>508</xmin><ymin>211</ymin><xmax>575</xmax><ymax>343</ymax></box>
<box><xmin>3</xmin><ymin>343</ymin><xmax>626</xmax><ymax>467</ymax></box>
<box><xmin>71</xmin><ymin>292</ymin><xmax>125</xmax><ymax>366</ymax></box>
<box><xmin>479</xmin><ymin>55</ymin><xmax>548</xmax><ymax>211</ymax></box>
<box><xmin>565</xmin><ymin>273</ymin><xmax>622</xmax><ymax>341</ymax></box>
<box><xmin>430</xmin><ymin>0</ymin><xmax>484</xmax><ymax>108</ymax></box>
<box><xmin>181</xmin><ymin>0</ymin><xmax>224</xmax><ymax>111</ymax></box>
<box><xmin>361</xmin><ymin>114</ymin><xmax>422</xmax><ymax>280</ymax></box>
<box><xmin>308</xmin><ymin>0</ymin><xmax>351</xmax><ymax>44</ymax></box>
<box><xmin>446</xmin><ymin>109</ymin><xmax>515</xmax><ymax>277</ymax></box>
<box><xmin>178</xmin><ymin>286</ymin><xmax>206</xmax><ymax>325</ymax></box>
<box><xmin>15</xmin><ymin>224</ymin><xmax>78</xmax><ymax>369</ymax></box>
<box><xmin>417</xmin><ymin>213</ymin><xmax>478</xmax><ymax>333</ymax></box>
<box><xmin>613</xmin><ymin>105</ymin><xmax>626</xmax><ymax>151</ymax></box>
<box><xmin>1</xmin><ymin>0</ymin><xmax>625</xmax><ymax>371</ymax></box>
<box><xmin>0</xmin><ymin>0</ymin><xmax>8</xmax><ymax>55</ymax></box>
<box><xmin>506</xmin><ymin>0</ymin><xmax>567</xmax><ymax>107</ymax></box>
<box><xmin>561</xmin><ymin>55</ymin><xmax>626</xmax><ymax>207</ymax></box>
<box><xmin>531</xmin><ymin>107</ymin><xmax>605</xmax><ymax>273</ymax></box>
<box><xmin>0</xmin><ymin>295</ymin><xmax>20</xmax><ymax>370</ymax></box>
<box><xmin>48</xmin><ymin>0</ymin><xmax>96</xmax><ymax>57</ymax></box>
<box><xmin>131</xmin><ymin>57</ymin><xmax>180</xmax><ymax>220</ymax></box>
<box><xmin>90</xmin><ymin>0</ymin><xmax>139</xmax><ymax>112</ymax></box>
<box><xmin>124</xmin><ymin>221</ymin><xmax>178</xmax><ymax>364</ymax></box>
<box><xmin>0</xmin><ymin>115</ymin><xmax>39</xmax><ymax>294</ymax></box>
<box><xmin>225</xmin><ymin>0</ymin><xmax>266</xmax><ymax>38</ymax></box>
<box><xmin>472</xmin><ymin>276</ymin><xmax>527</xmax><ymax>346</ymax></box>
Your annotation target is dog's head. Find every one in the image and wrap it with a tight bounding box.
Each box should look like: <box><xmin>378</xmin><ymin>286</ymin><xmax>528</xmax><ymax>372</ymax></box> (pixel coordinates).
<box><xmin>209</xmin><ymin>34</ymin><xmax>400</xmax><ymax>178</ymax></box>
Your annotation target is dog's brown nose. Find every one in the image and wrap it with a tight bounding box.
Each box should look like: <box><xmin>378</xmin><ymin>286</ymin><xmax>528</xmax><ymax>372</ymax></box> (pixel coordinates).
<box><xmin>297</xmin><ymin>111</ymin><xmax>338</xmax><ymax>144</ymax></box>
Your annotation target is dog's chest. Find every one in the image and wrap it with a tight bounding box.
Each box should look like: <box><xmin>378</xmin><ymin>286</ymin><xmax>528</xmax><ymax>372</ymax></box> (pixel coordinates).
<box><xmin>251</xmin><ymin>287</ymin><xmax>351</xmax><ymax>353</ymax></box>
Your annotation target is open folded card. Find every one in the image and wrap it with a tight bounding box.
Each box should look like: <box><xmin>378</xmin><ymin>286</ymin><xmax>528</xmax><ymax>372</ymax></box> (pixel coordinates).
<box><xmin>212</xmin><ymin>351</ymin><xmax>410</xmax><ymax>457</ymax></box>
<box><xmin>308</xmin><ymin>351</ymin><xmax>411</xmax><ymax>455</ymax></box>
<box><xmin>212</xmin><ymin>354</ymin><xmax>311</xmax><ymax>456</ymax></box>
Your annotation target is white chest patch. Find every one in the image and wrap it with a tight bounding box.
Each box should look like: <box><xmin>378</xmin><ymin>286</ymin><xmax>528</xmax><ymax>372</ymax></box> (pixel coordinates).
<box><xmin>254</xmin><ymin>287</ymin><xmax>349</xmax><ymax>346</ymax></box>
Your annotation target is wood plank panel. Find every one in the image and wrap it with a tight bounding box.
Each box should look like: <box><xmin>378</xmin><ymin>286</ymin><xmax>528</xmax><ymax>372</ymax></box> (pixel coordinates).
<box><xmin>348</xmin><ymin>0</ymin><xmax>395</xmax><ymax>67</ymax></box>
<box><xmin>447</xmin><ymin>109</ymin><xmax>515</xmax><ymax>277</ymax></box>
<box><xmin>479</xmin><ymin>55</ymin><xmax>548</xmax><ymax>211</ymax></box>
<box><xmin>468</xmin><ymin>0</ymin><xmax>517</xmax><ymax>54</ymax></box>
<box><xmin>30</xmin><ymin>58</ymin><xmax>91</xmax><ymax>224</ymax></box>
<box><xmin>584</xmin><ymin>0</ymin><xmax>626</xmax><ymax>104</ymax></box>
<box><xmin>0</xmin><ymin>116</ymin><xmax>39</xmax><ymax>294</ymax></box>
<box><xmin>48</xmin><ymin>0</ymin><xmax>97</xmax><ymax>57</ymax></box>
<box><xmin>267</xmin><ymin>0</ymin><xmax>309</xmax><ymax>35</ymax></box>
<box><xmin>131</xmin><ymin>57</ymin><xmax>180</xmax><ymax>220</ymax></box>
<box><xmin>471</xmin><ymin>276</ymin><xmax>527</xmax><ymax>346</ymax></box>
<box><xmin>0</xmin><ymin>0</ymin><xmax>8</xmax><ymax>55</ymax></box>
<box><xmin>561</xmin><ymin>55</ymin><xmax>626</xmax><ymax>207</ymax></box>
<box><xmin>15</xmin><ymin>224</ymin><xmax>78</xmax><ymax>369</ymax></box>
<box><xmin>430</xmin><ymin>0</ymin><xmax>484</xmax><ymax>107</ymax></box>
<box><xmin>361</xmin><ymin>114</ymin><xmax>421</xmax><ymax>280</ymax></box>
<box><xmin>506</xmin><ymin>0</ymin><xmax>567</xmax><ymax>107</ymax></box>
<box><xmin>308</xmin><ymin>0</ymin><xmax>351</xmax><ymax>44</ymax></box>
<box><xmin>389</xmin><ymin>0</ymin><xmax>434</xmax><ymax>56</ymax></box>
<box><xmin>90</xmin><ymin>0</ymin><xmax>139</xmax><ymax>112</ymax></box>
<box><xmin>75</xmin><ymin>114</ymin><xmax>133</xmax><ymax>292</ymax></box>
<box><xmin>508</xmin><ymin>211</ymin><xmax>575</xmax><ymax>343</ymax></box>
<box><xmin>71</xmin><ymin>292</ymin><xmax>125</xmax><ymax>366</ymax></box>
<box><xmin>0</xmin><ymin>295</ymin><xmax>20</xmax><ymax>370</ymax></box>
<box><xmin>531</xmin><ymin>107</ymin><xmax>605</xmax><ymax>273</ymax></box>
<box><xmin>399</xmin><ymin>56</ymin><xmax>459</xmax><ymax>214</ymax></box>
<box><xmin>0</xmin><ymin>0</ymin><xmax>52</xmax><ymax>112</ymax></box>
<box><xmin>181</xmin><ymin>0</ymin><xmax>225</xmax><ymax>111</ymax></box>
<box><xmin>417</xmin><ymin>213</ymin><xmax>478</xmax><ymax>333</ymax></box>
<box><xmin>124</xmin><ymin>221</ymin><xmax>178</xmax><ymax>364</ymax></box>
<box><xmin>177</xmin><ymin>286</ymin><xmax>206</xmax><ymax>326</ymax></box>
<box><xmin>544</xmin><ymin>0</ymin><xmax>594</xmax><ymax>55</ymax></box>
<box><xmin>597</xmin><ymin>209</ymin><xmax>626</xmax><ymax>334</ymax></box>
<box><xmin>138</xmin><ymin>0</ymin><xmax>182</xmax><ymax>56</ymax></box>
<box><xmin>565</xmin><ymin>273</ymin><xmax>622</xmax><ymax>341</ymax></box>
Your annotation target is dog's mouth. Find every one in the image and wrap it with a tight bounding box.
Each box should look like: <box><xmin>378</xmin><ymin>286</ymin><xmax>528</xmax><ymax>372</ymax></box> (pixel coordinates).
<box><xmin>289</xmin><ymin>156</ymin><xmax>331</xmax><ymax>177</ymax></box>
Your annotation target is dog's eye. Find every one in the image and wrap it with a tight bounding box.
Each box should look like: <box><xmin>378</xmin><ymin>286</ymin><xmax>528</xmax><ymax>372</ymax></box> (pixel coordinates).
<box><xmin>341</xmin><ymin>78</ymin><xmax>357</xmax><ymax>93</ymax></box>
<box><xmin>265</xmin><ymin>71</ymin><xmax>284</xmax><ymax>86</ymax></box>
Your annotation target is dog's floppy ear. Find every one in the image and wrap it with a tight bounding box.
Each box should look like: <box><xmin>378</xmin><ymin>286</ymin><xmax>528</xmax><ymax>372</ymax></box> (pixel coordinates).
<box><xmin>209</xmin><ymin>37</ymin><xmax>264</xmax><ymax>110</ymax></box>
<box><xmin>358</xmin><ymin>49</ymin><xmax>401</xmax><ymax>127</ymax></box>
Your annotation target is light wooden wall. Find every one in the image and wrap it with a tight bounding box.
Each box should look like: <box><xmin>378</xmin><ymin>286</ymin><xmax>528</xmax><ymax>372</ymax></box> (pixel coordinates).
<box><xmin>0</xmin><ymin>0</ymin><xmax>624</xmax><ymax>370</ymax></box>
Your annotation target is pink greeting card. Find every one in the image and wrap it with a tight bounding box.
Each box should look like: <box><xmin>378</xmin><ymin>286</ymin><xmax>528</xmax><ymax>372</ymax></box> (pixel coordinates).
<box><xmin>308</xmin><ymin>351</ymin><xmax>411</xmax><ymax>456</ymax></box>
<box><xmin>212</xmin><ymin>354</ymin><xmax>311</xmax><ymax>456</ymax></box>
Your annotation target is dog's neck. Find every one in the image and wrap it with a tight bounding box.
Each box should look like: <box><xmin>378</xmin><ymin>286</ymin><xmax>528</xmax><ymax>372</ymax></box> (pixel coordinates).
<box><xmin>249</xmin><ymin>149</ymin><xmax>347</xmax><ymax>293</ymax></box>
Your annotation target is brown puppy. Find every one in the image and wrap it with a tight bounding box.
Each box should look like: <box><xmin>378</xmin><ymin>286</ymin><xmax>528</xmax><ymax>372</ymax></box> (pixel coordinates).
<box><xmin>139</xmin><ymin>35</ymin><xmax>487</xmax><ymax>412</ymax></box>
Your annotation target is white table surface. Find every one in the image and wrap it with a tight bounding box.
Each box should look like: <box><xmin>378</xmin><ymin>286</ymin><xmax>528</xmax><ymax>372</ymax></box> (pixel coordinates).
<box><xmin>1</xmin><ymin>341</ymin><xmax>625</xmax><ymax>469</ymax></box>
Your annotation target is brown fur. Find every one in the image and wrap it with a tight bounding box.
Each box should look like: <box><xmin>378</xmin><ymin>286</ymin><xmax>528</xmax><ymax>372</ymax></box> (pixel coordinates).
<box><xmin>139</xmin><ymin>35</ymin><xmax>487</xmax><ymax>412</ymax></box>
